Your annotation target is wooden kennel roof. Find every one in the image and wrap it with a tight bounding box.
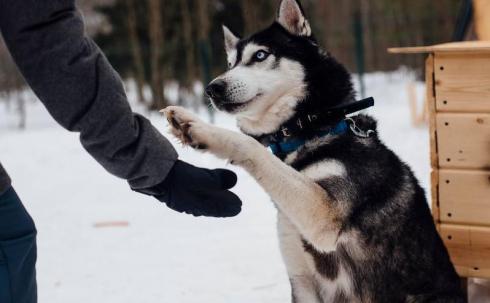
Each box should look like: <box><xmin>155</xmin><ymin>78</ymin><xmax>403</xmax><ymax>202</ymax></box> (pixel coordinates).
<box><xmin>388</xmin><ymin>41</ymin><xmax>490</xmax><ymax>54</ymax></box>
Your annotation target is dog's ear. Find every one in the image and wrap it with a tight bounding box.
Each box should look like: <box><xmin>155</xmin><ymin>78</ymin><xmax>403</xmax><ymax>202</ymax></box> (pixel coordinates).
<box><xmin>222</xmin><ymin>25</ymin><xmax>240</xmax><ymax>54</ymax></box>
<box><xmin>277</xmin><ymin>0</ymin><xmax>311</xmax><ymax>37</ymax></box>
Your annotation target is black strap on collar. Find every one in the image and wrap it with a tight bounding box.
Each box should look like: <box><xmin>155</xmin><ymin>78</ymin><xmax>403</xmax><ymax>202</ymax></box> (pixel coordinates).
<box><xmin>259</xmin><ymin>97</ymin><xmax>375</xmax><ymax>144</ymax></box>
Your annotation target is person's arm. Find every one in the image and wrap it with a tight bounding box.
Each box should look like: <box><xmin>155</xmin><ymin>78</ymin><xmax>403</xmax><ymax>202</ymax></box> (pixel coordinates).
<box><xmin>0</xmin><ymin>0</ymin><xmax>241</xmax><ymax>217</ymax></box>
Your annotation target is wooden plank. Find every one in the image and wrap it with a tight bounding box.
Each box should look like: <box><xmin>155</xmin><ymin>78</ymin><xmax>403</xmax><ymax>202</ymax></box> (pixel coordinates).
<box><xmin>436</xmin><ymin>113</ymin><xmax>490</xmax><ymax>169</ymax></box>
<box><xmin>439</xmin><ymin>223</ymin><xmax>470</xmax><ymax>246</ymax></box>
<box><xmin>474</xmin><ymin>0</ymin><xmax>490</xmax><ymax>41</ymax></box>
<box><xmin>440</xmin><ymin>224</ymin><xmax>490</xmax><ymax>279</ymax></box>
<box><xmin>434</xmin><ymin>53</ymin><xmax>490</xmax><ymax>112</ymax></box>
<box><xmin>388</xmin><ymin>41</ymin><xmax>490</xmax><ymax>54</ymax></box>
<box><xmin>431</xmin><ymin>170</ymin><xmax>440</xmax><ymax>222</ymax></box>
<box><xmin>439</xmin><ymin>169</ymin><xmax>490</xmax><ymax>225</ymax></box>
<box><xmin>472</xmin><ymin>225</ymin><xmax>490</xmax><ymax>248</ymax></box>
<box><xmin>388</xmin><ymin>45</ymin><xmax>441</xmax><ymax>54</ymax></box>
<box><xmin>426</xmin><ymin>55</ymin><xmax>440</xmax><ymax>222</ymax></box>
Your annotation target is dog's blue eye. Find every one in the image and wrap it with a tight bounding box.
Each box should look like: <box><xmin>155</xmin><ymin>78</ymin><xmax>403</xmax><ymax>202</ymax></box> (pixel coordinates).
<box><xmin>254</xmin><ymin>50</ymin><xmax>269</xmax><ymax>62</ymax></box>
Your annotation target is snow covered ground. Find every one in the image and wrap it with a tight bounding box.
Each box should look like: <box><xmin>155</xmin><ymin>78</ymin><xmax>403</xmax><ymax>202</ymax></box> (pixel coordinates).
<box><xmin>0</xmin><ymin>72</ymin><xmax>487</xmax><ymax>302</ymax></box>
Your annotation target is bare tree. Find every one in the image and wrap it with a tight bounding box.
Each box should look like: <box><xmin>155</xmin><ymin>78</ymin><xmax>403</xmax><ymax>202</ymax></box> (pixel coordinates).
<box><xmin>242</xmin><ymin>0</ymin><xmax>259</xmax><ymax>34</ymax></box>
<box><xmin>0</xmin><ymin>35</ymin><xmax>27</xmax><ymax>129</ymax></box>
<box><xmin>180</xmin><ymin>0</ymin><xmax>197</xmax><ymax>84</ymax></box>
<box><xmin>76</xmin><ymin>0</ymin><xmax>115</xmax><ymax>37</ymax></box>
<box><xmin>16</xmin><ymin>93</ymin><xmax>26</xmax><ymax>129</ymax></box>
<box><xmin>178</xmin><ymin>0</ymin><xmax>199</xmax><ymax>110</ymax></box>
<box><xmin>125</xmin><ymin>0</ymin><xmax>147</xmax><ymax>104</ymax></box>
<box><xmin>148</xmin><ymin>0</ymin><xmax>166</xmax><ymax>110</ymax></box>
<box><xmin>196</xmin><ymin>0</ymin><xmax>214</xmax><ymax>122</ymax></box>
<box><xmin>242</xmin><ymin>0</ymin><xmax>274</xmax><ymax>35</ymax></box>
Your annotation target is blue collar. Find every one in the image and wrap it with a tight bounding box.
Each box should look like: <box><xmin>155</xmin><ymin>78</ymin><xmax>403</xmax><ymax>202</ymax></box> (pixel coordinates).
<box><xmin>268</xmin><ymin>120</ymin><xmax>349</xmax><ymax>156</ymax></box>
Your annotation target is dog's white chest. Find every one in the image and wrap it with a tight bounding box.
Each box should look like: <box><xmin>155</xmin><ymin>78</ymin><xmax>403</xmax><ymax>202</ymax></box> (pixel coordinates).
<box><xmin>314</xmin><ymin>266</ymin><xmax>354</xmax><ymax>302</ymax></box>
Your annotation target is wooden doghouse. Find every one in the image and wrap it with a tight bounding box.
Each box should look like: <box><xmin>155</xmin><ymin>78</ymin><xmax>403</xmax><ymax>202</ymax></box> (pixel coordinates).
<box><xmin>389</xmin><ymin>41</ymin><xmax>490</xmax><ymax>281</ymax></box>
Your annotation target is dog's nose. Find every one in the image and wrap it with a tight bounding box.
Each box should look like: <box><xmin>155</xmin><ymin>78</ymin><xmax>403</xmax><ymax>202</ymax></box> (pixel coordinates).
<box><xmin>205</xmin><ymin>80</ymin><xmax>227</xmax><ymax>99</ymax></box>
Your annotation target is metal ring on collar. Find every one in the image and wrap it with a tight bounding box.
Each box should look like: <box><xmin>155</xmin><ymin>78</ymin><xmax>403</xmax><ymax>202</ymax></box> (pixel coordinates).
<box><xmin>345</xmin><ymin>117</ymin><xmax>375</xmax><ymax>138</ymax></box>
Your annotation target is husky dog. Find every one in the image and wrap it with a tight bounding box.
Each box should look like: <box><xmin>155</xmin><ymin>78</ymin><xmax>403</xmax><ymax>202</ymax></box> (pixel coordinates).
<box><xmin>163</xmin><ymin>0</ymin><xmax>464</xmax><ymax>302</ymax></box>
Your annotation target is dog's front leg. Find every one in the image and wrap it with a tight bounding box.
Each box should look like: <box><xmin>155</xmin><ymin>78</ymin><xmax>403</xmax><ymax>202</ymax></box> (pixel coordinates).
<box><xmin>278</xmin><ymin>212</ymin><xmax>322</xmax><ymax>303</ymax></box>
<box><xmin>164</xmin><ymin>106</ymin><xmax>342</xmax><ymax>253</ymax></box>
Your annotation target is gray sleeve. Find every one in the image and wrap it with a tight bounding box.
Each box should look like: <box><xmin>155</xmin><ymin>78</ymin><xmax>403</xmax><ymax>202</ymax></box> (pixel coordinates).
<box><xmin>0</xmin><ymin>0</ymin><xmax>177</xmax><ymax>190</ymax></box>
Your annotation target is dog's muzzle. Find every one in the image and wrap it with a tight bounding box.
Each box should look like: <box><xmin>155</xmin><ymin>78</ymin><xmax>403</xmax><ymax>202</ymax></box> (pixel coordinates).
<box><xmin>205</xmin><ymin>79</ymin><xmax>227</xmax><ymax>100</ymax></box>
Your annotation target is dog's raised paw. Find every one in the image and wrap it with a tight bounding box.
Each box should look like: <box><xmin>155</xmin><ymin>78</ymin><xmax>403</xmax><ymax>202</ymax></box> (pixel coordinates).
<box><xmin>179</xmin><ymin>122</ymin><xmax>205</xmax><ymax>149</ymax></box>
<box><xmin>167</xmin><ymin>111</ymin><xmax>182</xmax><ymax>130</ymax></box>
<box><xmin>162</xmin><ymin>106</ymin><xmax>208</xmax><ymax>149</ymax></box>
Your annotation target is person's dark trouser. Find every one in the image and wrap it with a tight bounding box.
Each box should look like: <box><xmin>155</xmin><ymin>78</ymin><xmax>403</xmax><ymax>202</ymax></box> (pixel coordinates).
<box><xmin>0</xmin><ymin>187</ymin><xmax>37</xmax><ymax>303</ymax></box>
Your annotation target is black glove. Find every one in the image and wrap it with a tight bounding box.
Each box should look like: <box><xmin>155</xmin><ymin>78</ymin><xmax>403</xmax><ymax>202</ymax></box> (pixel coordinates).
<box><xmin>137</xmin><ymin>160</ymin><xmax>242</xmax><ymax>217</ymax></box>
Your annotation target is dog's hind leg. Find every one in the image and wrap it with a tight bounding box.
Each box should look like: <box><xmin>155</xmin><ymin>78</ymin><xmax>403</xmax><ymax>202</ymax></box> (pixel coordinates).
<box><xmin>164</xmin><ymin>106</ymin><xmax>343</xmax><ymax>254</ymax></box>
<box><xmin>278</xmin><ymin>212</ymin><xmax>322</xmax><ymax>303</ymax></box>
<box><xmin>406</xmin><ymin>290</ymin><xmax>468</xmax><ymax>303</ymax></box>
<box><xmin>407</xmin><ymin>293</ymin><xmax>467</xmax><ymax>303</ymax></box>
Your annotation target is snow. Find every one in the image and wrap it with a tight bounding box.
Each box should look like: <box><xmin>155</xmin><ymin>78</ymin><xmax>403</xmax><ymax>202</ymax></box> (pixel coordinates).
<box><xmin>0</xmin><ymin>71</ymin><xmax>487</xmax><ymax>302</ymax></box>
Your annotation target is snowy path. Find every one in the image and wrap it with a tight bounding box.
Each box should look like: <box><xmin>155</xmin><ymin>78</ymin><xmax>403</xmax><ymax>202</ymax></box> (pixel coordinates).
<box><xmin>4</xmin><ymin>72</ymin><xmax>479</xmax><ymax>302</ymax></box>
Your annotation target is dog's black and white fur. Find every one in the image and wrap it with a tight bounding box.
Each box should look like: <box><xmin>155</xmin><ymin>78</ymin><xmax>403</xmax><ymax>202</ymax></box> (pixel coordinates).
<box><xmin>163</xmin><ymin>0</ymin><xmax>464</xmax><ymax>301</ymax></box>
